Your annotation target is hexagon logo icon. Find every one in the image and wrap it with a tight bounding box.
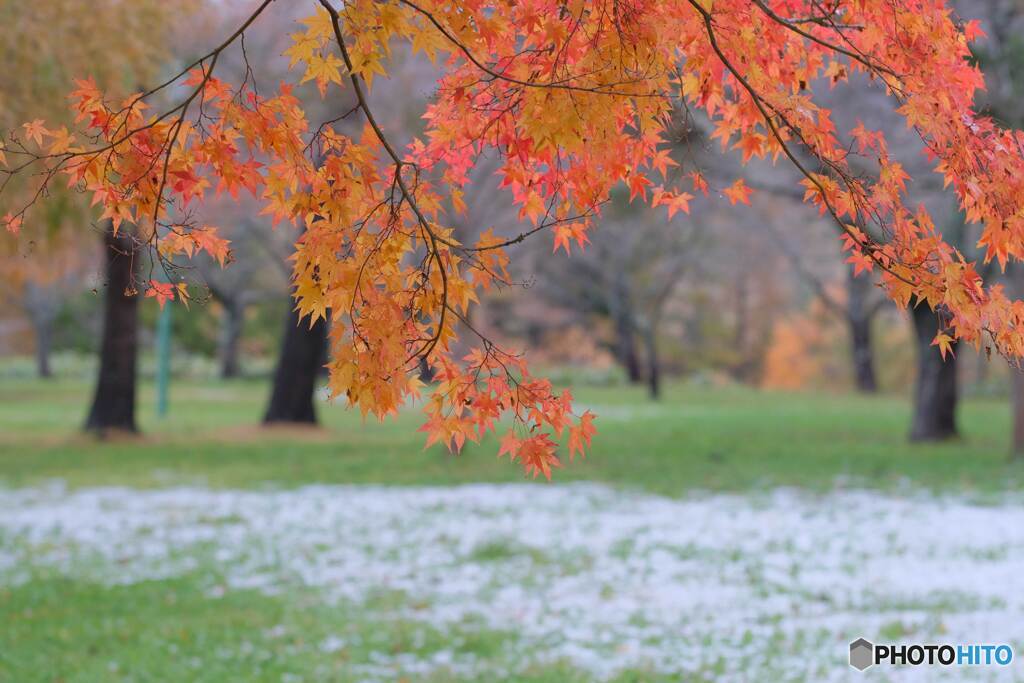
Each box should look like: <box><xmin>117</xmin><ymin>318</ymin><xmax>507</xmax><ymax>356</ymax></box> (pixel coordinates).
<box><xmin>850</xmin><ymin>638</ymin><xmax>874</xmax><ymax>671</ymax></box>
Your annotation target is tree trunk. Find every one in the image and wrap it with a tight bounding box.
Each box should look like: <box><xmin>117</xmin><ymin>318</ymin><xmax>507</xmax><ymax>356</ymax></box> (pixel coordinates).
<box><xmin>219</xmin><ymin>299</ymin><xmax>245</xmax><ymax>379</ymax></box>
<box><xmin>909</xmin><ymin>302</ymin><xmax>958</xmax><ymax>441</ymax></box>
<box><xmin>262</xmin><ymin>306</ymin><xmax>327</xmax><ymax>425</ymax></box>
<box><xmin>848</xmin><ymin>314</ymin><xmax>877</xmax><ymax>393</ymax></box>
<box><xmin>642</xmin><ymin>324</ymin><xmax>661</xmax><ymax>400</ymax></box>
<box><xmin>24</xmin><ymin>282</ymin><xmax>58</xmax><ymax>379</ymax></box>
<box><xmin>731</xmin><ymin>267</ymin><xmax>756</xmax><ymax>382</ymax></box>
<box><xmin>846</xmin><ymin>265</ymin><xmax>878</xmax><ymax>393</ymax></box>
<box><xmin>606</xmin><ymin>273</ymin><xmax>642</xmax><ymax>384</ymax></box>
<box><xmin>1012</xmin><ymin>368</ymin><xmax>1024</xmax><ymax>460</ymax></box>
<box><xmin>1009</xmin><ymin>265</ymin><xmax>1024</xmax><ymax>459</ymax></box>
<box><xmin>34</xmin><ymin>316</ymin><xmax>53</xmax><ymax>379</ymax></box>
<box><xmin>614</xmin><ymin>311</ymin><xmax>642</xmax><ymax>383</ymax></box>
<box><xmin>84</xmin><ymin>222</ymin><xmax>139</xmax><ymax>434</ymax></box>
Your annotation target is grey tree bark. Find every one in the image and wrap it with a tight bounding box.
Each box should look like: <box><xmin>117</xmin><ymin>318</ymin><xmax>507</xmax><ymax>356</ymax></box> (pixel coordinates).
<box><xmin>845</xmin><ymin>265</ymin><xmax>878</xmax><ymax>393</ymax></box>
<box><xmin>24</xmin><ymin>282</ymin><xmax>59</xmax><ymax>379</ymax></box>
<box><xmin>909</xmin><ymin>302</ymin><xmax>958</xmax><ymax>441</ymax></box>
<box><xmin>614</xmin><ymin>311</ymin><xmax>642</xmax><ymax>384</ymax></box>
<box><xmin>218</xmin><ymin>299</ymin><xmax>245</xmax><ymax>379</ymax></box>
<box><xmin>1011</xmin><ymin>368</ymin><xmax>1024</xmax><ymax>459</ymax></box>
<box><xmin>1008</xmin><ymin>265</ymin><xmax>1024</xmax><ymax>459</ymax></box>
<box><xmin>608</xmin><ymin>274</ymin><xmax>642</xmax><ymax>384</ymax></box>
<box><xmin>642</xmin><ymin>324</ymin><xmax>661</xmax><ymax>400</ymax></box>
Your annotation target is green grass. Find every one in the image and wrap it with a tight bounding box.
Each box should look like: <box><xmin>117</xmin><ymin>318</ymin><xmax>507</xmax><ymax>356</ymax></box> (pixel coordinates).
<box><xmin>0</xmin><ymin>569</ymin><xmax>750</xmax><ymax>682</ymax></box>
<box><xmin>1</xmin><ymin>572</ymin><xmax>649</xmax><ymax>683</ymax></box>
<box><xmin>0</xmin><ymin>376</ymin><xmax>1021</xmax><ymax>495</ymax></box>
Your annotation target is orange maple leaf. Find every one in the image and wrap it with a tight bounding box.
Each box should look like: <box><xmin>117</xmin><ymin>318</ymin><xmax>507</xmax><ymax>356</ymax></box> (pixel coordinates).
<box><xmin>145</xmin><ymin>281</ymin><xmax>176</xmax><ymax>309</ymax></box>
<box><xmin>722</xmin><ymin>178</ymin><xmax>752</xmax><ymax>206</ymax></box>
<box><xmin>3</xmin><ymin>212</ymin><xmax>23</xmax><ymax>235</ymax></box>
<box><xmin>22</xmin><ymin>119</ymin><xmax>49</xmax><ymax>146</ymax></box>
<box><xmin>553</xmin><ymin>222</ymin><xmax>590</xmax><ymax>255</ymax></box>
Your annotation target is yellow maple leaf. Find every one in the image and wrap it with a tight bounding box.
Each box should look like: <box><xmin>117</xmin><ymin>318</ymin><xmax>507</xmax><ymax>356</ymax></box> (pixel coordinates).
<box><xmin>931</xmin><ymin>332</ymin><xmax>956</xmax><ymax>360</ymax></box>
<box><xmin>297</xmin><ymin>8</ymin><xmax>334</xmax><ymax>41</ymax></box>
<box><xmin>301</xmin><ymin>53</ymin><xmax>346</xmax><ymax>96</ymax></box>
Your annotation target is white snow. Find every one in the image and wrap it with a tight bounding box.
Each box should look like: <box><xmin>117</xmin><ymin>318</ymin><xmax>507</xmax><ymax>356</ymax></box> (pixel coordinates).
<box><xmin>2</xmin><ymin>482</ymin><xmax>1023</xmax><ymax>681</ymax></box>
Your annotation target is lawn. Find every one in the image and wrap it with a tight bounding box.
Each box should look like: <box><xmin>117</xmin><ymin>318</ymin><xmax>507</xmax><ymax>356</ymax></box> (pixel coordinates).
<box><xmin>2</xmin><ymin>376</ymin><xmax>1023</xmax><ymax>682</ymax></box>
<box><xmin>0</xmin><ymin>376</ymin><xmax>1021</xmax><ymax>495</ymax></box>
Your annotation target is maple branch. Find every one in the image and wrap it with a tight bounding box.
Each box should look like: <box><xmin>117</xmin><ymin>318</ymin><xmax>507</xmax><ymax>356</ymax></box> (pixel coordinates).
<box><xmin>132</xmin><ymin>0</ymin><xmax>277</xmax><ymax>113</ymax></box>
<box><xmin>316</xmin><ymin>0</ymin><xmax>449</xmax><ymax>365</ymax></box>
<box><xmin>151</xmin><ymin>54</ymin><xmax>222</xmax><ymax>240</ymax></box>
<box><xmin>2</xmin><ymin>0</ymin><xmax>275</xmax><ymax>175</ymax></box>
<box><xmin>396</xmin><ymin>0</ymin><xmax>665</xmax><ymax>97</ymax></box>
<box><xmin>462</xmin><ymin>208</ymin><xmax>603</xmax><ymax>252</ymax></box>
<box><xmin>748</xmin><ymin>0</ymin><xmax>897</xmax><ymax>80</ymax></box>
<box><xmin>685</xmin><ymin>0</ymin><xmax>913</xmax><ymax>287</ymax></box>
<box><xmin>761</xmin><ymin>217</ymin><xmax>845</xmax><ymax>313</ymax></box>
<box><xmin>0</xmin><ymin>0</ymin><xmax>277</xmax><ymax>253</ymax></box>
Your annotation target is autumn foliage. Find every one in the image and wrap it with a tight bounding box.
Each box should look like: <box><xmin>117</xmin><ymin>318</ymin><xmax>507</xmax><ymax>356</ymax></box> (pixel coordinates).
<box><xmin>2</xmin><ymin>0</ymin><xmax>1023</xmax><ymax>475</ymax></box>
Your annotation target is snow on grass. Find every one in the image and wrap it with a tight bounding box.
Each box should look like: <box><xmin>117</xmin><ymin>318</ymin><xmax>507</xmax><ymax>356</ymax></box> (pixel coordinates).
<box><xmin>2</xmin><ymin>482</ymin><xmax>1024</xmax><ymax>681</ymax></box>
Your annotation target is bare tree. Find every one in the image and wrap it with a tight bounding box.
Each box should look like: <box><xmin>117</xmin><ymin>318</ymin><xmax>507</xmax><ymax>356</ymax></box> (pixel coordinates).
<box><xmin>965</xmin><ymin>0</ymin><xmax>1024</xmax><ymax>455</ymax></box>
<box><xmin>760</xmin><ymin>211</ymin><xmax>888</xmax><ymax>393</ymax></box>
<box><xmin>1</xmin><ymin>272</ymin><xmax>82</xmax><ymax>379</ymax></box>
<box><xmin>196</xmin><ymin>215</ymin><xmax>291</xmax><ymax>378</ymax></box>
<box><xmin>538</xmin><ymin>191</ymin><xmax>705</xmax><ymax>398</ymax></box>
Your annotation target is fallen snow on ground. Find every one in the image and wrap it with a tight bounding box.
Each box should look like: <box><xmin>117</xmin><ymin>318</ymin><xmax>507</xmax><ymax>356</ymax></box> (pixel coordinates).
<box><xmin>2</xmin><ymin>482</ymin><xmax>1024</xmax><ymax>681</ymax></box>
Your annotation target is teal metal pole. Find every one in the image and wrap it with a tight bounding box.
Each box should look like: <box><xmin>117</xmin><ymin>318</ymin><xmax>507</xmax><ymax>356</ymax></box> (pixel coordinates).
<box><xmin>155</xmin><ymin>301</ymin><xmax>171</xmax><ymax>417</ymax></box>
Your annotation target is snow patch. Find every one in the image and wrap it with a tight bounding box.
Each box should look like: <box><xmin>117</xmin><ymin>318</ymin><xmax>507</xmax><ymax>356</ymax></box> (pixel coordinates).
<box><xmin>2</xmin><ymin>482</ymin><xmax>1023</xmax><ymax>681</ymax></box>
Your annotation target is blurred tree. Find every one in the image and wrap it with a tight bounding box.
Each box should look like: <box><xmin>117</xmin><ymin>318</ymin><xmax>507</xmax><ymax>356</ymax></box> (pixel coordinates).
<box><xmin>1010</xmin><ymin>262</ymin><xmax>1024</xmax><ymax>457</ymax></box>
<box><xmin>0</xmin><ymin>2</ymin><xmax>184</xmax><ymax>382</ymax></box>
<box><xmin>968</xmin><ymin>0</ymin><xmax>1024</xmax><ymax>454</ymax></box>
<box><xmin>539</xmin><ymin>191</ymin><xmax>704</xmax><ymax>399</ymax></box>
<box><xmin>1</xmin><ymin>0</ymin><xmax>190</xmax><ymax>430</ymax></box>
<box><xmin>738</xmin><ymin>114</ymin><xmax>960</xmax><ymax>428</ymax></box>
<box><xmin>197</xmin><ymin>215</ymin><xmax>290</xmax><ymax>378</ymax></box>
<box><xmin>762</xmin><ymin>296</ymin><xmax>847</xmax><ymax>390</ymax></box>
<box><xmin>761</xmin><ymin>208</ymin><xmax>888</xmax><ymax>393</ymax></box>
<box><xmin>845</xmin><ymin>265</ymin><xmax>882</xmax><ymax>393</ymax></box>
<box><xmin>0</xmin><ymin>205</ymin><xmax>90</xmax><ymax>377</ymax></box>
